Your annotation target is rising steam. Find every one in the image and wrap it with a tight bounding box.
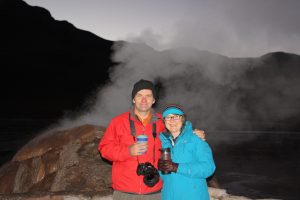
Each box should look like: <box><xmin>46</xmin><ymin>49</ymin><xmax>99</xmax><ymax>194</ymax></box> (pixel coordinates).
<box><xmin>57</xmin><ymin>41</ymin><xmax>300</xmax><ymax>133</ymax></box>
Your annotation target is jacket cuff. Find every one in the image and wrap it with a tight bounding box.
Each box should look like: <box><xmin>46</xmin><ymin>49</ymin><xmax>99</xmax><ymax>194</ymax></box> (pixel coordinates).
<box><xmin>120</xmin><ymin>144</ymin><xmax>132</xmax><ymax>161</ymax></box>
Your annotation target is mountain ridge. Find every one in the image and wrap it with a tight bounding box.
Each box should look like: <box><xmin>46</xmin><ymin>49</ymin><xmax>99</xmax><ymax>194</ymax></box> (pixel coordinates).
<box><xmin>1</xmin><ymin>0</ymin><xmax>300</xmax><ymax>131</ymax></box>
<box><xmin>1</xmin><ymin>0</ymin><xmax>114</xmax><ymax>119</ymax></box>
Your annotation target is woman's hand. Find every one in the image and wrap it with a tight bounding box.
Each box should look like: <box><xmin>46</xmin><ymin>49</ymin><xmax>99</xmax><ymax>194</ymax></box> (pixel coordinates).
<box><xmin>158</xmin><ymin>159</ymin><xmax>178</xmax><ymax>173</ymax></box>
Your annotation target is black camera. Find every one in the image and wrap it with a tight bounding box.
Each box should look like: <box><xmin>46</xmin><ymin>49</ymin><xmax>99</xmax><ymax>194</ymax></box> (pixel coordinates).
<box><xmin>136</xmin><ymin>162</ymin><xmax>160</xmax><ymax>187</ymax></box>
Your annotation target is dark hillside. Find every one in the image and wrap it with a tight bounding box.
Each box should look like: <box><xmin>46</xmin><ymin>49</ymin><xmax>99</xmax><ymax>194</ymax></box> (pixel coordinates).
<box><xmin>0</xmin><ymin>0</ymin><xmax>114</xmax><ymax>118</ymax></box>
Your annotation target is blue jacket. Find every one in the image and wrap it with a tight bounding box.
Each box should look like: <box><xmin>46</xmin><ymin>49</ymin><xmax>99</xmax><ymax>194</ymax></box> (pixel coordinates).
<box><xmin>159</xmin><ymin>121</ymin><xmax>216</xmax><ymax>200</ymax></box>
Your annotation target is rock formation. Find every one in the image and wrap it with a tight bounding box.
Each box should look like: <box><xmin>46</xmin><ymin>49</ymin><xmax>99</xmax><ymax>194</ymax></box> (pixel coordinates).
<box><xmin>0</xmin><ymin>125</ymin><xmax>111</xmax><ymax>198</ymax></box>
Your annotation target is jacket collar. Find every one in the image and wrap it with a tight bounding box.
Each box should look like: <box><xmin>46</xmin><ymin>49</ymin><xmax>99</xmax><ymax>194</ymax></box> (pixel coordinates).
<box><xmin>129</xmin><ymin>107</ymin><xmax>160</xmax><ymax>123</ymax></box>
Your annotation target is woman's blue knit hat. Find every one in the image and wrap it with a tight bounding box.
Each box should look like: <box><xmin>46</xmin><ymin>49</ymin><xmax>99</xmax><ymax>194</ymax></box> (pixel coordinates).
<box><xmin>162</xmin><ymin>104</ymin><xmax>185</xmax><ymax>118</ymax></box>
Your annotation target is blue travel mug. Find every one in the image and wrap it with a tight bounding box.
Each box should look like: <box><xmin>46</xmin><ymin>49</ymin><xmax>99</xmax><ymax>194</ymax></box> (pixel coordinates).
<box><xmin>137</xmin><ymin>134</ymin><xmax>148</xmax><ymax>154</ymax></box>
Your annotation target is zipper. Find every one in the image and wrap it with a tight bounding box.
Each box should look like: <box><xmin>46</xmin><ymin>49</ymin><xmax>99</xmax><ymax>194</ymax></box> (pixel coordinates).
<box><xmin>137</xmin><ymin>119</ymin><xmax>145</xmax><ymax>194</ymax></box>
<box><xmin>142</xmin><ymin>126</ymin><xmax>145</xmax><ymax>133</ymax></box>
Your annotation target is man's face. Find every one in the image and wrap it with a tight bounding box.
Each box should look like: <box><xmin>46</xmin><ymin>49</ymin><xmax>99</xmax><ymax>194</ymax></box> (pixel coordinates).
<box><xmin>133</xmin><ymin>89</ymin><xmax>155</xmax><ymax>113</ymax></box>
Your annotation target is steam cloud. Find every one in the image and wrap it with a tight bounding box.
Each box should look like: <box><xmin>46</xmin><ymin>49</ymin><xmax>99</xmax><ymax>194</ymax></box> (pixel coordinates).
<box><xmin>56</xmin><ymin>0</ymin><xmax>300</xmax><ymax>133</ymax></box>
<box><xmin>57</xmin><ymin>41</ymin><xmax>300</xmax><ymax>134</ymax></box>
<box><xmin>124</xmin><ymin>0</ymin><xmax>300</xmax><ymax>57</ymax></box>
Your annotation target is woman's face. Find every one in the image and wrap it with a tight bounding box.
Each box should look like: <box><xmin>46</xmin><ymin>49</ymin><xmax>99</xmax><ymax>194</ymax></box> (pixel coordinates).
<box><xmin>164</xmin><ymin>114</ymin><xmax>183</xmax><ymax>135</ymax></box>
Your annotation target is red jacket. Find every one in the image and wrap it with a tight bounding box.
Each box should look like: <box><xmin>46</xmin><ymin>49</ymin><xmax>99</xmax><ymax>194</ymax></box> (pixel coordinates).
<box><xmin>98</xmin><ymin>109</ymin><xmax>165</xmax><ymax>194</ymax></box>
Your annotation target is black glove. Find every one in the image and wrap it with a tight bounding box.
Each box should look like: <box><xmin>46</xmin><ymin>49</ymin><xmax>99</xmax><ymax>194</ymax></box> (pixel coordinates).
<box><xmin>158</xmin><ymin>159</ymin><xmax>179</xmax><ymax>173</ymax></box>
<box><xmin>158</xmin><ymin>159</ymin><xmax>164</xmax><ymax>171</ymax></box>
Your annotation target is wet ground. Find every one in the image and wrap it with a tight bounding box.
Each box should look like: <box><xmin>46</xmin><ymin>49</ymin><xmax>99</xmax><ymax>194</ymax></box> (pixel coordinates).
<box><xmin>209</xmin><ymin>131</ymin><xmax>300</xmax><ymax>200</ymax></box>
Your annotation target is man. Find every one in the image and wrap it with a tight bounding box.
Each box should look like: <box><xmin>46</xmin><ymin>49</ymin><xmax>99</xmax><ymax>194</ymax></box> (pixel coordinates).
<box><xmin>98</xmin><ymin>79</ymin><xmax>206</xmax><ymax>200</ymax></box>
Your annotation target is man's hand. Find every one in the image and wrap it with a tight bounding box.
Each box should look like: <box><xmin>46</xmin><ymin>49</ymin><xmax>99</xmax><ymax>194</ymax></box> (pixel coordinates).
<box><xmin>194</xmin><ymin>129</ymin><xmax>206</xmax><ymax>141</ymax></box>
<box><xmin>129</xmin><ymin>142</ymin><xmax>148</xmax><ymax>156</ymax></box>
<box><xmin>158</xmin><ymin>159</ymin><xmax>178</xmax><ymax>173</ymax></box>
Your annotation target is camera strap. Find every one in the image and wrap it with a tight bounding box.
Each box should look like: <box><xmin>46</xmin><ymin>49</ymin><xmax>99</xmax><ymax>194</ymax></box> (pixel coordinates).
<box><xmin>129</xmin><ymin>113</ymin><xmax>157</xmax><ymax>164</ymax></box>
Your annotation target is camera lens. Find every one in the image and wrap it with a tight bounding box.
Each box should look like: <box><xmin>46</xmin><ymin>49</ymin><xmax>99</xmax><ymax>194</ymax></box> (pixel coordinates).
<box><xmin>144</xmin><ymin>172</ymin><xmax>159</xmax><ymax>187</ymax></box>
<box><xmin>136</xmin><ymin>162</ymin><xmax>159</xmax><ymax>187</ymax></box>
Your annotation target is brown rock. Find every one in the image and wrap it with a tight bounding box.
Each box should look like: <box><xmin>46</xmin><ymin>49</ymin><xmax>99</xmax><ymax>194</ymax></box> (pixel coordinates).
<box><xmin>12</xmin><ymin>125</ymin><xmax>101</xmax><ymax>162</ymax></box>
<box><xmin>0</xmin><ymin>124</ymin><xmax>112</xmax><ymax>197</ymax></box>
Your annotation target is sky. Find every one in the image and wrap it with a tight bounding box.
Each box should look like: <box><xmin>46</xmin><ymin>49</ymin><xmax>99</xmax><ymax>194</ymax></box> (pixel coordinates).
<box><xmin>24</xmin><ymin>0</ymin><xmax>300</xmax><ymax>57</ymax></box>
<box><xmin>19</xmin><ymin>0</ymin><xmax>300</xmax><ymax>133</ymax></box>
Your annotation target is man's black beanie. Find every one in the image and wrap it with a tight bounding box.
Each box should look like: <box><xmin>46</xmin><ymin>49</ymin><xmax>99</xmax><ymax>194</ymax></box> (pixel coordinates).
<box><xmin>132</xmin><ymin>79</ymin><xmax>157</xmax><ymax>100</ymax></box>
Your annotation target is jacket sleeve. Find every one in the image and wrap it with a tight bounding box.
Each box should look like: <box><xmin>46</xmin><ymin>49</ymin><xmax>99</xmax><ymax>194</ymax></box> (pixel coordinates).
<box><xmin>176</xmin><ymin>138</ymin><xmax>216</xmax><ymax>179</ymax></box>
<box><xmin>98</xmin><ymin>119</ymin><xmax>132</xmax><ymax>162</ymax></box>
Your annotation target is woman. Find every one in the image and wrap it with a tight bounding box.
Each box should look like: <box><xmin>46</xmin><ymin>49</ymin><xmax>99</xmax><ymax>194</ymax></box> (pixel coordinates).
<box><xmin>158</xmin><ymin>104</ymin><xmax>216</xmax><ymax>200</ymax></box>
